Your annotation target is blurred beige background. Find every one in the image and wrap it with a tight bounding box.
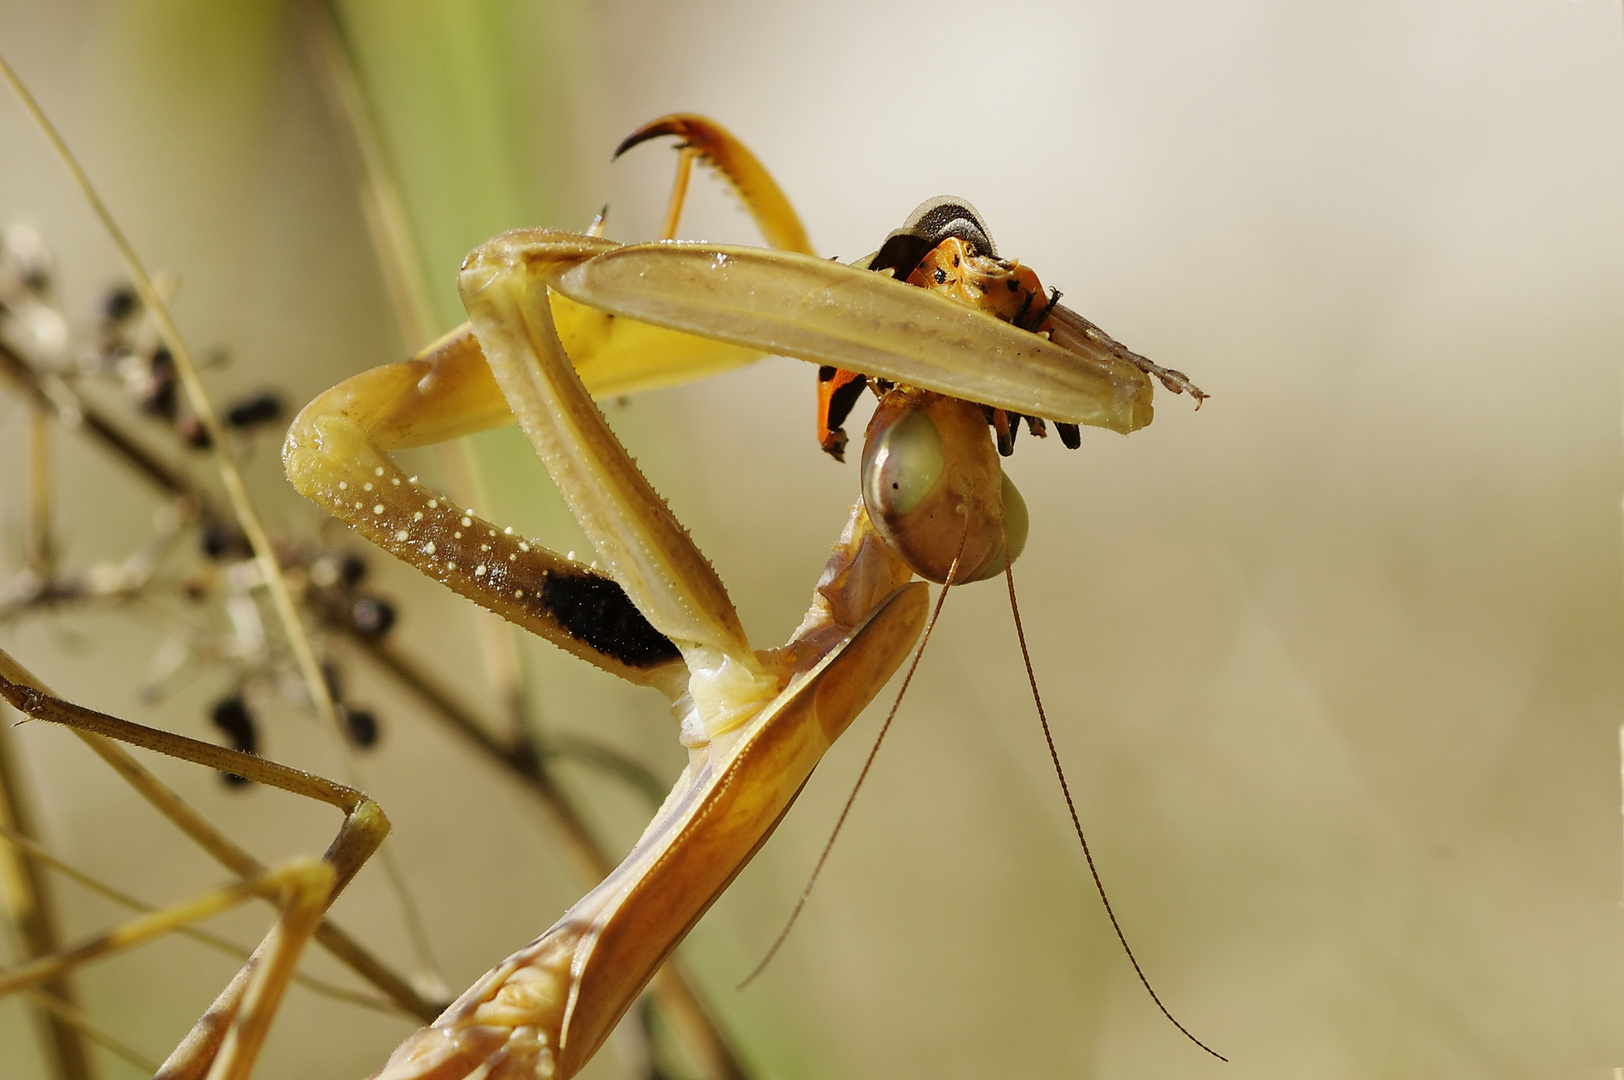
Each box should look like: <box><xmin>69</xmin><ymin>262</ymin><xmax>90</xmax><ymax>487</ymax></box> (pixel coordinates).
<box><xmin>0</xmin><ymin>1</ymin><xmax>1621</xmax><ymax>1077</ymax></box>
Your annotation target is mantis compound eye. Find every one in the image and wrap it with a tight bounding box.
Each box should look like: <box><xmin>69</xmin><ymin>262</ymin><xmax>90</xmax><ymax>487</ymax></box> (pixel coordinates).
<box><xmin>861</xmin><ymin>389</ymin><xmax>1028</xmax><ymax>584</ymax></box>
<box><xmin>863</xmin><ymin>407</ymin><xmax>945</xmax><ymax>518</ymax></box>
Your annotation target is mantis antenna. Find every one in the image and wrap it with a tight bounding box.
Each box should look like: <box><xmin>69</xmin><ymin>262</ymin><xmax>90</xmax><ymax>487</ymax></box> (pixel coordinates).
<box><xmin>1002</xmin><ymin>554</ymin><xmax>1228</xmax><ymax>1063</ymax></box>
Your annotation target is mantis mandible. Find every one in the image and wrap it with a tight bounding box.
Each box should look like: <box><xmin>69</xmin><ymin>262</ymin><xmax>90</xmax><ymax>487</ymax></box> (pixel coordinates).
<box><xmin>281</xmin><ymin>114</ymin><xmax>1203</xmax><ymax>1078</ymax></box>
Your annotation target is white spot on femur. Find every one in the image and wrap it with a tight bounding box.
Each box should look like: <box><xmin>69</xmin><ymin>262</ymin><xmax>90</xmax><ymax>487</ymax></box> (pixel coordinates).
<box><xmin>352</xmin><ymin>502</ymin><xmax>362</xmax><ymax>510</ymax></box>
<box><xmin>566</xmin><ymin>551</ymin><xmax>576</xmax><ymax>561</ymax></box>
<box><xmin>503</xmin><ymin>527</ymin><xmax>513</xmax><ymax>535</ymax></box>
<box><xmin>453</xmin><ymin>532</ymin><xmax>462</xmax><ymax>540</ymax></box>
<box><xmin>480</xmin><ymin>544</ymin><xmax>490</xmax><ymax>552</ymax></box>
<box><xmin>374</xmin><ymin>466</ymin><xmax>385</xmax><ymax>477</ymax></box>
<box><xmin>373</xmin><ymin>505</ymin><xmax>384</xmax><ymax>515</ymax></box>
<box><xmin>338</xmin><ymin>481</ymin><xmax>347</xmax><ymax>490</ymax></box>
<box><xmin>518</xmin><ymin>542</ymin><xmax>530</xmax><ymax>552</ymax></box>
<box><xmin>391</xmin><ymin>478</ymin><xmax>400</xmax><ymax>486</ymax></box>
<box><xmin>446</xmin><ymin>561</ymin><xmax>456</xmax><ymax>571</ymax></box>
<box><xmin>412</xmin><ymin>511</ymin><xmax>423</xmax><ymax>521</ymax></box>
<box><xmin>428</xmin><ymin>499</ymin><xmax>439</xmax><ymax>509</ymax></box>
<box><xmin>508</xmin><ymin>554</ymin><xmax>516</xmax><ymax>562</ymax></box>
<box><xmin>394</xmin><ymin>529</ymin><xmax>409</xmax><ymax>541</ymax></box>
<box><xmin>514</xmin><ymin>589</ymin><xmax>523</xmax><ymax>598</ymax></box>
<box><xmin>460</xmin><ymin>516</ymin><xmax>473</xmax><ymax>527</ymax></box>
<box><xmin>423</xmin><ymin>541</ymin><xmax>436</xmax><ymax>555</ymax></box>
<box><xmin>487</xmin><ymin>529</ymin><xmax>496</xmax><ymax>537</ymax></box>
<box><xmin>363</xmin><ymin>482</ymin><xmax>373</xmax><ymax>492</ymax></box>
<box><xmin>475</xmin><ymin>565</ymin><xmax>487</xmax><ymax>577</ymax></box>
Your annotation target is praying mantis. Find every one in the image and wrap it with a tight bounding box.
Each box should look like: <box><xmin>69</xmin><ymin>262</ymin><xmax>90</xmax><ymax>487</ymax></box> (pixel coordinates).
<box><xmin>0</xmin><ymin>41</ymin><xmax>1205</xmax><ymax>1071</ymax></box>
<box><xmin>275</xmin><ymin>115</ymin><xmax>1205</xmax><ymax>1077</ymax></box>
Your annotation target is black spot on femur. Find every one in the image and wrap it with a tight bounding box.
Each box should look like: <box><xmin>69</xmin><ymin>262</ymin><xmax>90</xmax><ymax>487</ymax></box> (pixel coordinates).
<box><xmin>540</xmin><ymin>571</ymin><xmax>680</xmax><ymax>668</ymax></box>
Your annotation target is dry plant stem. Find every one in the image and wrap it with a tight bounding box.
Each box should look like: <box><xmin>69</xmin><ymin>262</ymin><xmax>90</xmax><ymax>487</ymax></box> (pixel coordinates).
<box><xmin>0</xmin><ymin>49</ymin><xmax>454</xmax><ymax>1005</ymax></box>
<box><xmin>0</xmin><ymin>648</ymin><xmax>434</xmax><ymax>1043</ymax></box>
<box><xmin>26</xmin><ymin>405</ymin><xmax>52</xmax><ymax>577</ymax></box>
<box><xmin>0</xmin><ymin>723</ymin><xmax>91</xmax><ymax>1080</ymax></box>
<box><xmin>22</xmin><ymin>987</ymin><xmax>157</xmax><ymax>1074</ymax></box>
<box><xmin>0</xmin><ymin>864</ymin><xmax>324</xmax><ymax>998</ymax></box>
<box><xmin>0</xmin><ymin>339</ymin><xmax>232</xmax><ymax>528</ymax></box>
<box><xmin>0</xmin><ymin>49</ymin><xmax>344</xmax><ymax>767</ymax></box>
<box><xmin>302</xmin><ymin>0</ymin><xmax>439</xmax><ymax>349</ymax></box>
<box><xmin>338</xmin><ymin>631</ymin><xmax>665</xmax><ymax>823</ymax></box>
<box><xmin>0</xmin><ymin>824</ymin><xmax>396</xmax><ymax>1014</ymax></box>
<box><xmin>0</xmin><ymin>652</ymin><xmax>409</xmax><ymax>1078</ymax></box>
<box><xmin>3</xmin><ymin>348</ymin><xmax>90</xmax><ymax>1080</ymax></box>
<box><xmin>0</xmin><ymin>657</ymin><xmax>435</xmax><ymax>1020</ymax></box>
<box><xmin>206</xmin><ymin>862</ymin><xmax>337</xmax><ymax>1080</ymax></box>
<box><xmin>645</xmin><ymin>967</ymin><xmax>749</xmax><ymax>1080</ymax></box>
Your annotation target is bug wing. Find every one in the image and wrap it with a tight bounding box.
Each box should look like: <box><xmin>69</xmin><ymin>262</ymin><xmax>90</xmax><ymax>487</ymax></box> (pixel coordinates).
<box><xmin>553</xmin><ymin>243</ymin><xmax>1154</xmax><ymax>434</ymax></box>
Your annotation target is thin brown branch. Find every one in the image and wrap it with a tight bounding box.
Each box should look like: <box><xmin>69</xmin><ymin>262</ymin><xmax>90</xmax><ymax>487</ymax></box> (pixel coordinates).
<box><xmin>0</xmin><ymin>722</ymin><xmax>92</xmax><ymax>1080</ymax></box>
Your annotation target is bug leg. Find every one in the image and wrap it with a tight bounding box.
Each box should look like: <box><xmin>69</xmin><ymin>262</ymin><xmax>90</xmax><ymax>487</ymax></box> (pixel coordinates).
<box><xmin>993</xmin><ymin>408</ymin><xmax>1017</xmax><ymax>456</ymax></box>
<box><xmin>816</xmin><ymin>366</ymin><xmax>868</xmax><ymax>461</ymax></box>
